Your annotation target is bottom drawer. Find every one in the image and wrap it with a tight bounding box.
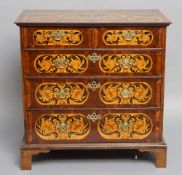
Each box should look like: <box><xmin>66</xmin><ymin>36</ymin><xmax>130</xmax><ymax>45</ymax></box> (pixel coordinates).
<box><xmin>26</xmin><ymin>109</ymin><xmax>162</xmax><ymax>144</ymax></box>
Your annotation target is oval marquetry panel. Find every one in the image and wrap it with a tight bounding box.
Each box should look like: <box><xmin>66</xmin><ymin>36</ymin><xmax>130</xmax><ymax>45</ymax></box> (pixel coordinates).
<box><xmin>103</xmin><ymin>30</ymin><xmax>153</xmax><ymax>45</ymax></box>
<box><xmin>100</xmin><ymin>82</ymin><xmax>152</xmax><ymax>105</ymax></box>
<box><xmin>33</xmin><ymin>30</ymin><xmax>83</xmax><ymax>45</ymax></box>
<box><xmin>34</xmin><ymin>54</ymin><xmax>88</xmax><ymax>73</ymax></box>
<box><xmin>35</xmin><ymin>82</ymin><xmax>89</xmax><ymax>105</ymax></box>
<box><xmin>98</xmin><ymin>113</ymin><xmax>153</xmax><ymax>139</ymax></box>
<box><xmin>35</xmin><ymin>114</ymin><xmax>90</xmax><ymax>140</ymax></box>
<box><xmin>99</xmin><ymin>54</ymin><xmax>153</xmax><ymax>73</ymax></box>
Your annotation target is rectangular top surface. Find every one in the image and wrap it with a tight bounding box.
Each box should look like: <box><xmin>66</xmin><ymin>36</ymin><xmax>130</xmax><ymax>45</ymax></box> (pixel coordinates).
<box><xmin>15</xmin><ymin>9</ymin><xmax>171</xmax><ymax>27</ymax></box>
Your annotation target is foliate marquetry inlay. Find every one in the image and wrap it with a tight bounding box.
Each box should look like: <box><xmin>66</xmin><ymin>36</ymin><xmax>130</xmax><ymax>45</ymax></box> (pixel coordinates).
<box><xmin>33</xmin><ymin>30</ymin><xmax>83</xmax><ymax>45</ymax></box>
<box><xmin>16</xmin><ymin>10</ymin><xmax>170</xmax><ymax>24</ymax></box>
<box><xmin>98</xmin><ymin>113</ymin><xmax>152</xmax><ymax>139</ymax></box>
<box><xmin>34</xmin><ymin>54</ymin><xmax>88</xmax><ymax>73</ymax></box>
<box><xmin>35</xmin><ymin>114</ymin><xmax>90</xmax><ymax>140</ymax></box>
<box><xmin>103</xmin><ymin>30</ymin><xmax>153</xmax><ymax>45</ymax></box>
<box><xmin>99</xmin><ymin>54</ymin><xmax>153</xmax><ymax>73</ymax></box>
<box><xmin>100</xmin><ymin>82</ymin><xmax>152</xmax><ymax>105</ymax></box>
<box><xmin>35</xmin><ymin>82</ymin><xmax>89</xmax><ymax>105</ymax></box>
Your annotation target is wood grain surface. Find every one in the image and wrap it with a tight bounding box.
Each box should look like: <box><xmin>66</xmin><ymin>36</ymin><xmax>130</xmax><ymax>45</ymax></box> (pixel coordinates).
<box><xmin>15</xmin><ymin>10</ymin><xmax>171</xmax><ymax>26</ymax></box>
<box><xmin>16</xmin><ymin>10</ymin><xmax>170</xmax><ymax>169</ymax></box>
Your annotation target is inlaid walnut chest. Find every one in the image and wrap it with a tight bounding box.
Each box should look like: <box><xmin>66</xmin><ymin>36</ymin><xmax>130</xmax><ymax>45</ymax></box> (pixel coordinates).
<box><xmin>15</xmin><ymin>10</ymin><xmax>171</xmax><ymax>170</ymax></box>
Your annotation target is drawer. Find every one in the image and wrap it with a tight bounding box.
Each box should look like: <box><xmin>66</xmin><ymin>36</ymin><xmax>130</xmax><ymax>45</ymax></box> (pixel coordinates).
<box><xmin>26</xmin><ymin>109</ymin><xmax>162</xmax><ymax>144</ymax></box>
<box><xmin>95</xmin><ymin>27</ymin><xmax>164</xmax><ymax>48</ymax></box>
<box><xmin>25</xmin><ymin>78</ymin><xmax>161</xmax><ymax>108</ymax></box>
<box><xmin>22</xmin><ymin>27</ymin><xmax>93</xmax><ymax>48</ymax></box>
<box><xmin>24</xmin><ymin>50</ymin><xmax>162</xmax><ymax>76</ymax></box>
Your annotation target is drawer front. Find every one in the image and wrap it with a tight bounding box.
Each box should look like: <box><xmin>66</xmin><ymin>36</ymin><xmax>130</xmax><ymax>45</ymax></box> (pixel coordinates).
<box><xmin>22</xmin><ymin>27</ymin><xmax>93</xmax><ymax>48</ymax></box>
<box><xmin>95</xmin><ymin>27</ymin><xmax>163</xmax><ymax>48</ymax></box>
<box><xmin>27</xmin><ymin>109</ymin><xmax>162</xmax><ymax>144</ymax></box>
<box><xmin>26</xmin><ymin>78</ymin><xmax>161</xmax><ymax>108</ymax></box>
<box><xmin>24</xmin><ymin>50</ymin><xmax>162</xmax><ymax>76</ymax></box>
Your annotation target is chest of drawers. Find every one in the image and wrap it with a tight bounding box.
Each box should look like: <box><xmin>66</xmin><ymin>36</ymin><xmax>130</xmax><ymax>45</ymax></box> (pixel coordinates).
<box><xmin>15</xmin><ymin>10</ymin><xmax>171</xmax><ymax>170</ymax></box>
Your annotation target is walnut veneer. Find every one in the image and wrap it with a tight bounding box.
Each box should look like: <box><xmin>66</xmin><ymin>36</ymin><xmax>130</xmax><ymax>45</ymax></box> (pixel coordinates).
<box><xmin>15</xmin><ymin>10</ymin><xmax>171</xmax><ymax>170</ymax></box>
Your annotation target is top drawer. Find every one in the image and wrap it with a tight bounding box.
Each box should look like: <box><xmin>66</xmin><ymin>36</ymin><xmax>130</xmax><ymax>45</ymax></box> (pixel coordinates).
<box><xmin>22</xmin><ymin>27</ymin><xmax>164</xmax><ymax>49</ymax></box>
<box><xmin>22</xmin><ymin>27</ymin><xmax>93</xmax><ymax>48</ymax></box>
<box><xmin>95</xmin><ymin>27</ymin><xmax>164</xmax><ymax>48</ymax></box>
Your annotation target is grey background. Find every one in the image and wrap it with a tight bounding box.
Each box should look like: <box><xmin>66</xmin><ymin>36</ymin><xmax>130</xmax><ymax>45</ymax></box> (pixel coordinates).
<box><xmin>0</xmin><ymin>0</ymin><xmax>181</xmax><ymax>174</ymax></box>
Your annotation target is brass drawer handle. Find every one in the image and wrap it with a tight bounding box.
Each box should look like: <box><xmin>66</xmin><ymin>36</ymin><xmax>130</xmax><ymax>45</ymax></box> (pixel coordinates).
<box><xmin>87</xmin><ymin>52</ymin><xmax>101</xmax><ymax>63</ymax></box>
<box><xmin>87</xmin><ymin>112</ymin><xmax>101</xmax><ymax>122</ymax></box>
<box><xmin>51</xmin><ymin>30</ymin><xmax>65</xmax><ymax>41</ymax></box>
<box><xmin>87</xmin><ymin>81</ymin><xmax>101</xmax><ymax>91</ymax></box>
<box><xmin>121</xmin><ymin>30</ymin><xmax>136</xmax><ymax>41</ymax></box>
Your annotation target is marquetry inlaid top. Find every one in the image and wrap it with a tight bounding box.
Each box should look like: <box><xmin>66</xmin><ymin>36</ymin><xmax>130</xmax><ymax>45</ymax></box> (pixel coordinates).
<box><xmin>15</xmin><ymin>10</ymin><xmax>171</xmax><ymax>26</ymax></box>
